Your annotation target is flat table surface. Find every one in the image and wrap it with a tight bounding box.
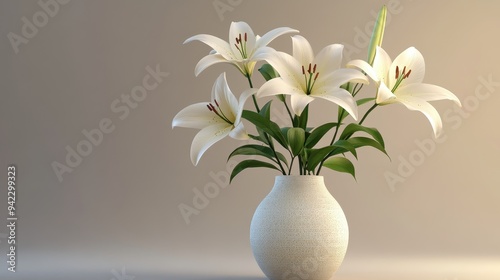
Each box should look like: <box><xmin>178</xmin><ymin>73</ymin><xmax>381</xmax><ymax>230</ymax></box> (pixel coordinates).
<box><xmin>1</xmin><ymin>257</ymin><xmax>499</xmax><ymax>280</ymax></box>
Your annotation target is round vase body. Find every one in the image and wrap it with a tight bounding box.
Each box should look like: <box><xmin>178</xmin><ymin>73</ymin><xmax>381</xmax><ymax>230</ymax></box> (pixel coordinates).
<box><xmin>250</xmin><ymin>176</ymin><xmax>349</xmax><ymax>280</ymax></box>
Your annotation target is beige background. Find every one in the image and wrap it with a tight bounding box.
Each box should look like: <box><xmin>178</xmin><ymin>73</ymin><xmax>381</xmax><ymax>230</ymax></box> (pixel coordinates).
<box><xmin>0</xmin><ymin>0</ymin><xmax>499</xmax><ymax>279</ymax></box>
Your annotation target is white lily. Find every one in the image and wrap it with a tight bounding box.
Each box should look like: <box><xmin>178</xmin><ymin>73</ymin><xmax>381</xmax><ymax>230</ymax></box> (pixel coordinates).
<box><xmin>347</xmin><ymin>46</ymin><xmax>461</xmax><ymax>137</ymax></box>
<box><xmin>172</xmin><ymin>73</ymin><xmax>255</xmax><ymax>165</ymax></box>
<box><xmin>255</xmin><ymin>35</ymin><xmax>369</xmax><ymax>119</ymax></box>
<box><xmin>184</xmin><ymin>21</ymin><xmax>298</xmax><ymax>77</ymax></box>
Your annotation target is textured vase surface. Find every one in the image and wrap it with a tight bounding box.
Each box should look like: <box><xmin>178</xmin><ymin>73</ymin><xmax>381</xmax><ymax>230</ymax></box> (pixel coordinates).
<box><xmin>250</xmin><ymin>175</ymin><xmax>349</xmax><ymax>280</ymax></box>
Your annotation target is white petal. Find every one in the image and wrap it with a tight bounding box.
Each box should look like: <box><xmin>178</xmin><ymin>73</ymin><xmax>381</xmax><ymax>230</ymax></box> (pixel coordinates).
<box><xmin>212</xmin><ymin>73</ymin><xmax>238</xmax><ymax>122</ymax></box>
<box><xmin>290</xmin><ymin>94</ymin><xmax>315</xmax><ymax>116</ymax></box>
<box><xmin>318</xmin><ymin>68</ymin><xmax>369</xmax><ymax>89</ymax></box>
<box><xmin>184</xmin><ymin>34</ymin><xmax>235</xmax><ymax>60</ymax></box>
<box><xmin>229</xmin><ymin>122</ymin><xmax>250</xmax><ymax>140</ymax></box>
<box><xmin>346</xmin><ymin>59</ymin><xmax>380</xmax><ymax>83</ymax></box>
<box><xmin>194</xmin><ymin>54</ymin><xmax>227</xmax><ymax>76</ymax></box>
<box><xmin>313</xmin><ymin>44</ymin><xmax>343</xmax><ymax>76</ymax></box>
<box><xmin>190</xmin><ymin>123</ymin><xmax>232</xmax><ymax>165</ymax></box>
<box><xmin>389</xmin><ymin>47</ymin><xmax>425</xmax><ymax>87</ymax></box>
<box><xmin>373</xmin><ymin>47</ymin><xmax>392</xmax><ymax>85</ymax></box>
<box><xmin>312</xmin><ymin>87</ymin><xmax>358</xmax><ymax>120</ymax></box>
<box><xmin>376</xmin><ymin>82</ymin><xmax>397</xmax><ymax>105</ymax></box>
<box><xmin>235</xmin><ymin>88</ymin><xmax>257</xmax><ymax>124</ymax></box>
<box><xmin>229</xmin><ymin>21</ymin><xmax>256</xmax><ymax>60</ymax></box>
<box><xmin>396</xmin><ymin>95</ymin><xmax>443</xmax><ymax>137</ymax></box>
<box><xmin>172</xmin><ymin>102</ymin><xmax>222</xmax><ymax>129</ymax></box>
<box><xmin>254</xmin><ymin>49</ymin><xmax>304</xmax><ymax>88</ymax></box>
<box><xmin>396</xmin><ymin>83</ymin><xmax>461</xmax><ymax>106</ymax></box>
<box><xmin>292</xmin><ymin>35</ymin><xmax>314</xmax><ymax>67</ymax></box>
<box><xmin>254</xmin><ymin>27</ymin><xmax>299</xmax><ymax>50</ymax></box>
<box><xmin>257</xmin><ymin>78</ymin><xmax>304</xmax><ymax>98</ymax></box>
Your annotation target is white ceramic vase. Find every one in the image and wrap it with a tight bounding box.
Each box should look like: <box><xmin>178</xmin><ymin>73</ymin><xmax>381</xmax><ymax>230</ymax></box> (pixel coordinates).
<box><xmin>250</xmin><ymin>175</ymin><xmax>349</xmax><ymax>280</ymax></box>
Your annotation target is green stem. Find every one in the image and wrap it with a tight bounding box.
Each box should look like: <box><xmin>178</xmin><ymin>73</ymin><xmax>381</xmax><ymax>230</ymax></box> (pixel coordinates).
<box><xmin>246</xmin><ymin>74</ymin><xmax>286</xmax><ymax>175</ymax></box>
<box><xmin>247</xmin><ymin>75</ymin><xmax>260</xmax><ymax>113</ymax></box>
<box><xmin>288</xmin><ymin>156</ymin><xmax>295</xmax><ymax>175</ymax></box>
<box><xmin>352</xmin><ymin>83</ymin><xmax>364</xmax><ymax>97</ymax></box>
<box><xmin>283</xmin><ymin>98</ymin><xmax>294</xmax><ymax>124</ymax></box>
<box><xmin>359</xmin><ymin>103</ymin><xmax>378</xmax><ymax>125</ymax></box>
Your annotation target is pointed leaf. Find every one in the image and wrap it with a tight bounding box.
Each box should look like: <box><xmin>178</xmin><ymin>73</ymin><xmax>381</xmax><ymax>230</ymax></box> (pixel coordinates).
<box><xmin>287</xmin><ymin>127</ymin><xmax>305</xmax><ymax>156</ymax></box>
<box><xmin>347</xmin><ymin>137</ymin><xmax>388</xmax><ymax>156</ymax></box>
<box><xmin>228</xmin><ymin>144</ymin><xmax>288</xmax><ymax>165</ymax></box>
<box><xmin>293</xmin><ymin>104</ymin><xmax>309</xmax><ymax>129</ymax></box>
<box><xmin>281</xmin><ymin>127</ymin><xmax>291</xmax><ymax>138</ymax></box>
<box><xmin>339</xmin><ymin>123</ymin><xmax>385</xmax><ymax>148</ymax></box>
<box><xmin>259</xmin><ymin>100</ymin><xmax>272</xmax><ymax>119</ymax></box>
<box><xmin>306</xmin><ymin>141</ymin><xmax>357</xmax><ymax>171</ymax></box>
<box><xmin>323</xmin><ymin>157</ymin><xmax>356</xmax><ymax>179</ymax></box>
<box><xmin>305</xmin><ymin>122</ymin><xmax>340</xmax><ymax>148</ymax></box>
<box><xmin>248</xmin><ymin>133</ymin><xmax>268</xmax><ymax>145</ymax></box>
<box><xmin>230</xmin><ymin>159</ymin><xmax>281</xmax><ymax>182</ymax></box>
<box><xmin>242</xmin><ymin>110</ymin><xmax>288</xmax><ymax>148</ymax></box>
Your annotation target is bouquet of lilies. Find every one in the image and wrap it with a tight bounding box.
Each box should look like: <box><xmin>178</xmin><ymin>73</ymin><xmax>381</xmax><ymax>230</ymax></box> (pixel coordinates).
<box><xmin>172</xmin><ymin>6</ymin><xmax>461</xmax><ymax>182</ymax></box>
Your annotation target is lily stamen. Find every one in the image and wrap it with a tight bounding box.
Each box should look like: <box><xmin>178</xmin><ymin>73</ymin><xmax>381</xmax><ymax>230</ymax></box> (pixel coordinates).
<box><xmin>392</xmin><ymin>65</ymin><xmax>411</xmax><ymax>92</ymax></box>
<box><xmin>301</xmin><ymin>63</ymin><xmax>320</xmax><ymax>95</ymax></box>
<box><xmin>208</xmin><ymin>99</ymin><xmax>233</xmax><ymax>125</ymax></box>
<box><xmin>235</xmin><ymin>33</ymin><xmax>248</xmax><ymax>59</ymax></box>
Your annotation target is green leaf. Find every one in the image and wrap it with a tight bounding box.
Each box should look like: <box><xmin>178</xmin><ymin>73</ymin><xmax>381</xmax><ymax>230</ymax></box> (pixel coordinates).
<box><xmin>293</xmin><ymin>104</ymin><xmax>309</xmax><ymax>129</ymax></box>
<box><xmin>287</xmin><ymin>128</ymin><xmax>305</xmax><ymax>156</ymax></box>
<box><xmin>242</xmin><ymin>110</ymin><xmax>288</xmax><ymax>149</ymax></box>
<box><xmin>331</xmin><ymin>140</ymin><xmax>358</xmax><ymax>159</ymax></box>
<box><xmin>281</xmin><ymin>127</ymin><xmax>291</xmax><ymax>138</ymax></box>
<box><xmin>305</xmin><ymin>122</ymin><xmax>339</xmax><ymax>148</ymax></box>
<box><xmin>322</xmin><ymin>157</ymin><xmax>356</xmax><ymax>179</ymax></box>
<box><xmin>230</xmin><ymin>159</ymin><xmax>280</xmax><ymax>183</ymax></box>
<box><xmin>259</xmin><ymin>101</ymin><xmax>272</xmax><ymax>119</ymax></box>
<box><xmin>367</xmin><ymin>5</ymin><xmax>387</xmax><ymax>65</ymax></box>
<box><xmin>347</xmin><ymin>137</ymin><xmax>388</xmax><ymax>156</ymax></box>
<box><xmin>305</xmin><ymin>141</ymin><xmax>357</xmax><ymax>171</ymax></box>
<box><xmin>258</xmin><ymin>63</ymin><xmax>279</xmax><ymax>81</ymax></box>
<box><xmin>228</xmin><ymin>144</ymin><xmax>288</xmax><ymax>165</ymax></box>
<box><xmin>248</xmin><ymin>134</ymin><xmax>268</xmax><ymax>145</ymax></box>
<box><xmin>339</xmin><ymin>123</ymin><xmax>385</xmax><ymax>148</ymax></box>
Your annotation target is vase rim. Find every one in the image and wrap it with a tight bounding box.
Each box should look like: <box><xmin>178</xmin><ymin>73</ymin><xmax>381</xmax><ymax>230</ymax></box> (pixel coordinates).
<box><xmin>276</xmin><ymin>175</ymin><xmax>324</xmax><ymax>178</ymax></box>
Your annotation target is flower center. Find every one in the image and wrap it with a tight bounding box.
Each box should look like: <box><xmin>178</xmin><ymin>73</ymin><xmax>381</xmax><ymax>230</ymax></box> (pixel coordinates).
<box><xmin>302</xmin><ymin>63</ymin><xmax>320</xmax><ymax>95</ymax></box>
<box><xmin>392</xmin><ymin>65</ymin><xmax>412</xmax><ymax>92</ymax></box>
<box><xmin>207</xmin><ymin>100</ymin><xmax>233</xmax><ymax>125</ymax></box>
<box><xmin>234</xmin><ymin>33</ymin><xmax>248</xmax><ymax>59</ymax></box>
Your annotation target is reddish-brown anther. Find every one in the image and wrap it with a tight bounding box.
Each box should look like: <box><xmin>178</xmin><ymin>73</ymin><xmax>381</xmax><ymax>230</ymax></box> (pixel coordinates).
<box><xmin>404</xmin><ymin>69</ymin><xmax>412</xmax><ymax>78</ymax></box>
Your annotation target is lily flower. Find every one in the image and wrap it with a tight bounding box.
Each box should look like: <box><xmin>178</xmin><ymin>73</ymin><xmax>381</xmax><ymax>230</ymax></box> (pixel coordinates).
<box><xmin>184</xmin><ymin>21</ymin><xmax>298</xmax><ymax>77</ymax></box>
<box><xmin>255</xmin><ymin>35</ymin><xmax>369</xmax><ymax>119</ymax></box>
<box><xmin>172</xmin><ymin>73</ymin><xmax>255</xmax><ymax>165</ymax></box>
<box><xmin>347</xmin><ymin>46</ymin><xmax>461</xmax><ymax>137</ymax></box>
